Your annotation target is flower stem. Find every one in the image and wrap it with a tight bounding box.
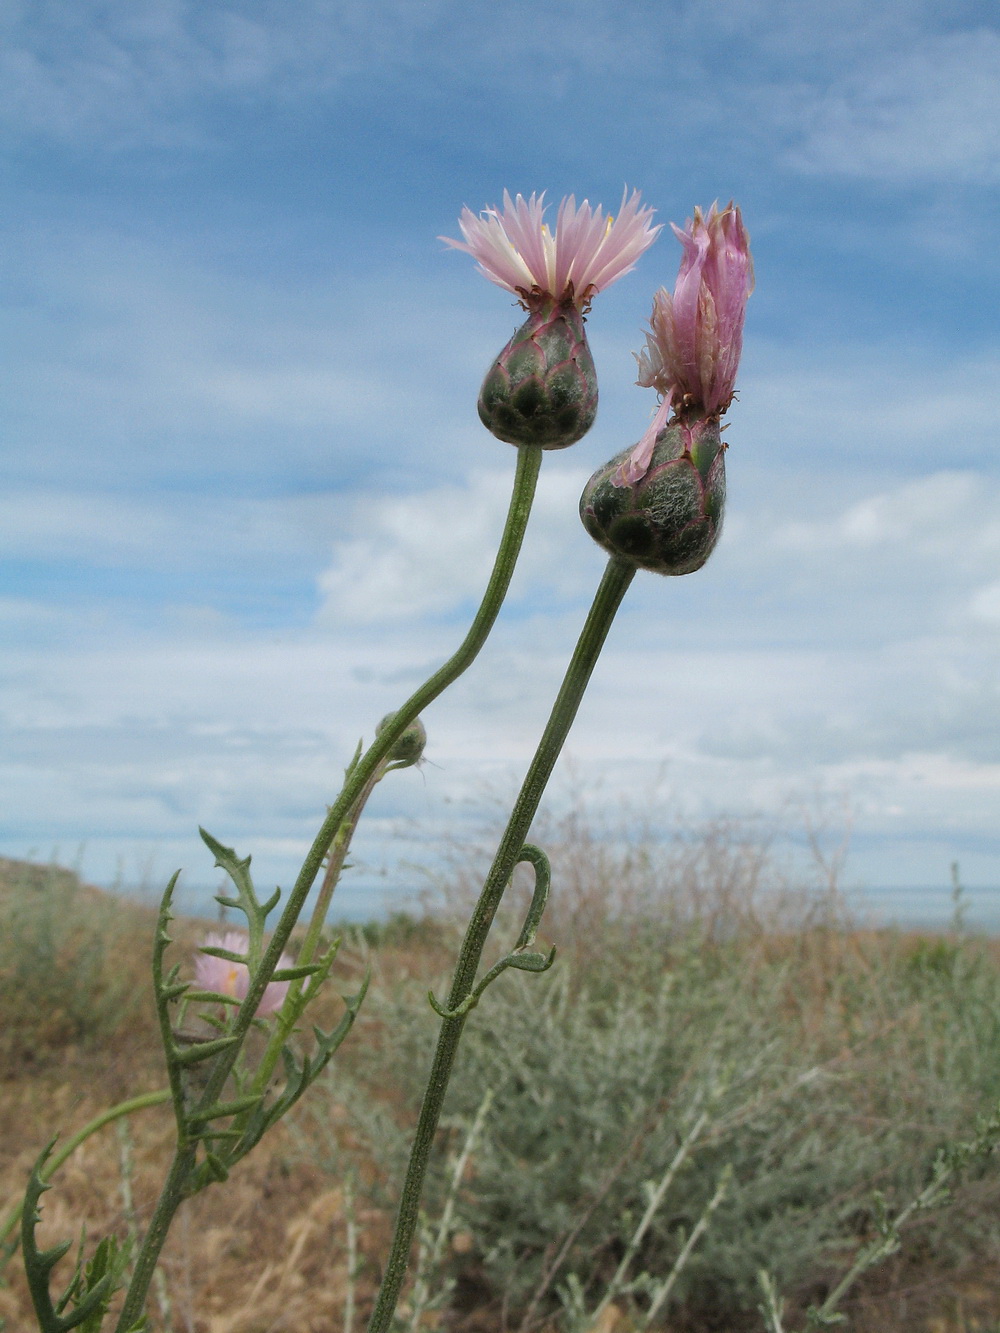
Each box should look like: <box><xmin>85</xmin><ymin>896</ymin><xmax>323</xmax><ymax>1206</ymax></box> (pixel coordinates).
<box><xmin>251</xmin><ymin>759</ymin><xmax>388</xmax><ymax>1096</ymax></box>
<box><xmin>115</xmin><ymin>445</ymin><xmax>544</xmax><ymax>1331</ymax></box>
<box><xmin>366</xmin><ymin>556</ymin><xmax>636</xmax><ymax>1333</ymax></box>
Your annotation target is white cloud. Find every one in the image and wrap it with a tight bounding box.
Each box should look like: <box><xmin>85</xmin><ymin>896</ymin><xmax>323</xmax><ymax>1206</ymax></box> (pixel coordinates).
<box><xmin>316</xmin><ymin>467</ymin><xmax>592</xmax><ymax>623</ymax></box>
<box><xmin>8</xmin><ymin>446</ymin><xmax>1000</xmax><ymax>905</ymax></box>
<box><xmin>787</xmin><ymin>28</ymin><xmax>1000</xmax><ymax>183</ymax></box>
<box><xmin>771</xmin><ymin>471</ymin><xmax>1000</xmax><ymax>562</ymax></box>
<box><xmin>0</xmin><ymin>0</ymin><xmax>652</xmax><ymax>147</ymax></box>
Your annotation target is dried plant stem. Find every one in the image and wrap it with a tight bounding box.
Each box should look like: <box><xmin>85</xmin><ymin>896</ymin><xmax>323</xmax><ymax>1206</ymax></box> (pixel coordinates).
<box><xmin>366</xmin><ymin>556</ymin><xmax>636</xmax><ymax>1333</ymax></box>
<box><xmin>344</xmin><ymin>1177</ymin><xmax>358</xmax><ymax>1333</ymax></box>
<box><xmin>592</xmin><ymin>1104</ymin><xmax>712</xmax><ymax>1323</ymax></box>
<box><xmin>518</xmin><ymin>1125</ymin><xmax>645</xmax><ymax>1332</ymax></box>
<box><xmin>115</xmin><ymin>445</ymin><xmax>544</xmax><ymax>1332</ymax></box>
<box><xmin>641</xmin><ymin>1165</ymin><xmax>731</xmax><ymax>1326</ymax></box>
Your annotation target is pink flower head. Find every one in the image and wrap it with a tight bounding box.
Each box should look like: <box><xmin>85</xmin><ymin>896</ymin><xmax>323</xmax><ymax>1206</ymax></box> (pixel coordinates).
<box><xmin>617</xmin><ymin>202</ymin><xmax>752</xmax><ymax>486</ymax></box>
<box><xmin>194</xmin><ymin>930</ymin><xmax>292</xmax><ymax>1017</ymax></box>
<box><xmin>636</xmin><ymin>201</ymin><xmax>753</xmax><ymax>417</ymax></box>
<box><xmin>442</xmin><ymin>189</ymin><xmax>661</xmax><ymax>309</ymax></box>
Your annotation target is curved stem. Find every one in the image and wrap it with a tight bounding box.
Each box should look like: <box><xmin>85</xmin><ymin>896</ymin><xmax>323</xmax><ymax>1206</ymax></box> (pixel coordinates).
<box><xmin>115</xmin><ymin>444</ymin><xmax>544</xmax><ymax>1331</ymax></box>
<box><xmin>211</xmin><ymin>443</ymin><xmax>544</xmax><ymax>1074</ymax></box>
<box><xmin>0</xmin><ymin>1089</ymin><xmax>171</xmax><ymax>1267</ymax></box>
<box><xmin>366</xmin><ymin>556</ymin><xmax>636</xmax><ymax>1332</ymax></box>
<box><xmin>252</xmin><ymin>758</ymin><xmax>388</xmax><ymax>1096</ymax></box>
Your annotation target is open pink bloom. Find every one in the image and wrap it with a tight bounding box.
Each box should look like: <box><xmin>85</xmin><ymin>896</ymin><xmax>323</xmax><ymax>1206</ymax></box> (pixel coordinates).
<box><xmin>620</xmin><ymin>202</ymin><xmax>753</xmax><ymax>485</ymax></box>
<box><xmin>195</xmin><ymin>930</ymin><xmax>292</xmax><ymax>1017</ymax></box>
<box><xmin>442</xmin><ymin>189</ymin><xmax>660</xmax><ymax>307</ymax></box>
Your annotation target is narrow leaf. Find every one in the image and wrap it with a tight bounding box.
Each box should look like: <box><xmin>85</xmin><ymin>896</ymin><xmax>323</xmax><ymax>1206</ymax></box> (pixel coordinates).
<box><xmin>171</xmin><ymin>1034</ymin><xmax>239</xmax><ymax>1066</ymax></box>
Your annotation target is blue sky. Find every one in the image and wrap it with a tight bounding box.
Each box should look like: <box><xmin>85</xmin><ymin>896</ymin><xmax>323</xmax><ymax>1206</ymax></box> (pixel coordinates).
<box><xmin>5</xmin><ymin>0</ymin><xmax>1000</xmax><ymax>921</ymax></box>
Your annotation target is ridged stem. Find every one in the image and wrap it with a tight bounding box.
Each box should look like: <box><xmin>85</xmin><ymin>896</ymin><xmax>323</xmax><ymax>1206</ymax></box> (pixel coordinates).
<box><xmin>366</xmin><ymin>556</ymin><xmax>636</xmax><ymax>1332</ymax></box>
<box><xmin>251</xmin><ymin>759</ymin><xmax>388</xmax><ymax>1096</ymax></box>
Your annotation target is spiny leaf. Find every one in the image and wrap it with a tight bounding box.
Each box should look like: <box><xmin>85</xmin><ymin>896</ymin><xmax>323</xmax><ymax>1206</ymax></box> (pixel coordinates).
<box><xmin>159</xmin><ymin>982</ymin><xmax>190</xmax><ymax>1001</ymax></box>
<box><xmin>170</xmin><ymin>1034</ymin><xmax>239</xmax><ymax>1066</ymax></box>
<box><xmin>204</xmin><ymin>1152</ymin><xmax>229</xmax><ymax>1183</ymax></box>
<box><xmin>188</xmin><ymin>1094</ymin><xmax>263</xmax><ymax>1124</ymax></box>
<box><xmin>198</xmin><ymin>827</ymin><xmax>259</xmax><ymax>913</ymax></box>
<box><xmin>271</xmin><ymin>963</ymin><xmax>323</xmax><ymax>982</ymax></box>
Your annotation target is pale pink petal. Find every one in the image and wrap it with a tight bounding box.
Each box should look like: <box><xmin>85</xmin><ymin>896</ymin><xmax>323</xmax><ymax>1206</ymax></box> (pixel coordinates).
<box><xmin>195</xmin><ymin>929</ymin><xmax>292</xmax><ymax>1016</ymax></box>
<box><xmin>442</xmin><ymin>188</ymin><xmax>660</xmax><ymax>306</ymax></box>
<box><xmin>612</xmin><ymin>396</ymin><xmax>673</xmax><ymax>486</ymax></box>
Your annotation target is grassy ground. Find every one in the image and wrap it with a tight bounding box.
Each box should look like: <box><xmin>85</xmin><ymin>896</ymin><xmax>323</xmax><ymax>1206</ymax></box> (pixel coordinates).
<box><xmin>3</xmin><ymin>839</ymin><xmax>1000</xmax><ymax>1333</ymax></box>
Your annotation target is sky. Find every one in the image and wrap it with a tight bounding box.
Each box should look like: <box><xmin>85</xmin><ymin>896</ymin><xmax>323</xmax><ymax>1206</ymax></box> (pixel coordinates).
<box><xmin>5</xmin><ymin>0</ymin><xmax>1000</xmax><ymax>925</ymax></box>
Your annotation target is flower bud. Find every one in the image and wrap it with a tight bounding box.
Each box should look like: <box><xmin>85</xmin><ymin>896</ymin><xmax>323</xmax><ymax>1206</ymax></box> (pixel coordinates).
<box><xmin>580</xmin><ymin>415</ymin><xmax>725</xmax><ymax>576</ymax></box>
<box><xmin>376</xmin><ymin>712</ymin><xmax>427</xmax><ymax>768</ymax></box>
<box><xmin>442</xmin><ymin>190</ymin><xmax>660</xmax><ymax>450</ymax></box>
<box><xmin>478</xmin><ymin>299</ymin><xmax>597</xmax><ymax>449</ymax></box>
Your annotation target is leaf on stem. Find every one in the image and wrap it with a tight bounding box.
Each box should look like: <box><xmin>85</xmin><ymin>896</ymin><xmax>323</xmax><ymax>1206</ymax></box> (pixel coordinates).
<box><xmin>22</xmin><ymin>1146</ymin><xmax>132</xmax><ymax>1333</ymax></box>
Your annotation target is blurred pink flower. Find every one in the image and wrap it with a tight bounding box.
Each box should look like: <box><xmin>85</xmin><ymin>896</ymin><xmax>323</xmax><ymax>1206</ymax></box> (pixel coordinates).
<box><xmin>442</xmin><ymin>189</ymin><xmax>660</xmax><ymax>308</ymax></box>
<box><xmin>195</xmin><ymin>930</ymin><xmax>291</xmax><ymax>1017</ymax></box>
<box><xmin>636</xmin><ymin>201</ymin><xmax>753</xmax><ymax>417</ymax></box>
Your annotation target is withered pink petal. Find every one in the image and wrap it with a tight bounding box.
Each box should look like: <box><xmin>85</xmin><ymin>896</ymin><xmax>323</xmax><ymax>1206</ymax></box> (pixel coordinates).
<box><xmin>612</xmin><ymin>396</ymin><xmax>673</xmax><ymax>486</ymax></box>
<box><xmin>638</xmin><ymin>201</ymin><xmax>752</xmax><ymax>416</ymax></box>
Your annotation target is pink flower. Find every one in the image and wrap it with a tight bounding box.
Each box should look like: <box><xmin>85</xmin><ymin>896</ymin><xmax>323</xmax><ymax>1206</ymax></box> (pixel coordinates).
<box><xmin>636</xmin><ymin>201</ymin><xmax>753</xmax><ymax>416</ymax></box>
<box><xmin>618</xmin><ymin>202</ymin><xmax>753</xmax><ymax>486</ymax></box>
<box><xmin>442</xmin><ymin>189</ymin><xmax>660</xmax><ymax>308</ymax></box>
<box><xmin>194</xmin><ymin>930</ymin><xmax>292</xmax><ymax>1017</ymax></box>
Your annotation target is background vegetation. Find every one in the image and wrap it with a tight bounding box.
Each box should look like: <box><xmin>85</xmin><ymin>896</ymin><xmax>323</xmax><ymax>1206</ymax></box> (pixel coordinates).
<box><xmin>2</xmin><ymin>816</ymin><xmax>1000</xmax><ymax>1333</ymax></box>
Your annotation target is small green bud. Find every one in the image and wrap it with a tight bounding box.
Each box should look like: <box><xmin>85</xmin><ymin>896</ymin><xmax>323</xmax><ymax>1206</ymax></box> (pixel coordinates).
<box><xmin>376</xmin><ymin>713</ymin><xmax>427</xmax><ymax>768</ymax></box>
<box><xmin>478</xmin><ymin>299</ymin><xmax>598</xmax><ymax>450</ymax></box>
<box><xmin>580</xmin><ymin>416</ymin><xmax>726</xmax><ymax>575</ymax></box>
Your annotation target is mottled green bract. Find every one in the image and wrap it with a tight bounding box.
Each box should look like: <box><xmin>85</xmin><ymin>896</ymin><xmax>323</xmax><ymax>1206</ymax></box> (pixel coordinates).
<box><xmin>580</xmin><ymin>416</ymin><xmax>726</xmax><ymax>575</ymax></box>
<box><xmin>478</xmin><ymin>299</ymin><xmax>597</xmax><ymax>450</ymax></box>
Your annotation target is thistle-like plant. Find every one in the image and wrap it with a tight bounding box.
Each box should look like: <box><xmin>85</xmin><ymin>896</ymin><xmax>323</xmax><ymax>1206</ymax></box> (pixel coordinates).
<box><xmin>13</xmin><ymin>188</ymin><xmax>760</xmax><ymax>1333</ymax></box>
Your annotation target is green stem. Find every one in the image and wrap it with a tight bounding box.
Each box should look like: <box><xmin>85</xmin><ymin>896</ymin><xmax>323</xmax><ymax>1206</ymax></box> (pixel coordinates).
<box><xmin>115</xmin><ymin>444</ymin><xmax>544</xmax><ymax>1331</ymax></box>
<box><xmin>252</xmin><ymin>759</ymin><xmax>388</xmax><ymax>1096</ymax></box>
<box><xmin>366</xmin><ymin>556</ymin><xmax>636</xmax><ymax>1332</ymax></box>
<box><xmin>117</xmin><ymin>1144</ymin><xmax>196</xmax><ymax>1330</ymax></box>
<box><xmin>213</xmin><ymin>443</ymin><xmax>543</xmax><ymax>1069</ymax></box>
<box><xmin>0</xmin><ymin>1089</ymin><xmax>171</xmax><ymax>1267</ymax></box>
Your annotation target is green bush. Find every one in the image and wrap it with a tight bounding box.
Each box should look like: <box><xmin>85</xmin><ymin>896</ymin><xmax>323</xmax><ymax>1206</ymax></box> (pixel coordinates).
<box><xmin>294</xmin><ymin>895</ymin><xmax>1000</xmax><ymax>1329</ymax></box>
<box><xmin>0</xmin><ymin>858</ymin><xmax>153</xmax><ymax>1071</ymax></box>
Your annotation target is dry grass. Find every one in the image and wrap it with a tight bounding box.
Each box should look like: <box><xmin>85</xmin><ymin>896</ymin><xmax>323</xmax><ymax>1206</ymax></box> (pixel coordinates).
<box><xmin>3</xmin><ymin>845</ymin><xmax>1000</xmax><ymax>1332</ymax></box>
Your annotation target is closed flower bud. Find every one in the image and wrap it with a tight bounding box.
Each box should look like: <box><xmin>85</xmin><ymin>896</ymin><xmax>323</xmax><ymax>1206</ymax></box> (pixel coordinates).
<box><xmin>443</xmin><ymin>189</ymin><xmax>660</xmax><ymax>449</ymax></box>
<box><xmin>376</xmin><ymin>712</ymin><xmax>427</xmax><ymax>768</ymax></box>
<box><xmin>478</xmin><ymin>298</ymin><xmax>597</xmax><ymax>449</ymax></box>
<box><xmin>580</xmin><ymin>415</ymin><xmax>725</xmax><ymax>576</ymax></box>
